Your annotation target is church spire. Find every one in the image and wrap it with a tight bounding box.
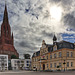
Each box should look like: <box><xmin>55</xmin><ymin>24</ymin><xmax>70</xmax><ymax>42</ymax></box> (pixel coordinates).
<box><xmin>3</xmin><ymin>3</ymin><xmax>9</xmax><ymax>24</ymax></box>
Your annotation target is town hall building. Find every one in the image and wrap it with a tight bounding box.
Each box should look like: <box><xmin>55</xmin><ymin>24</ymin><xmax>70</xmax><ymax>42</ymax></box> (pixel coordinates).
<box><xmin>32</xmin><ymin>35</ymin><xmax>75</xmax><ymax>71</ymax></box>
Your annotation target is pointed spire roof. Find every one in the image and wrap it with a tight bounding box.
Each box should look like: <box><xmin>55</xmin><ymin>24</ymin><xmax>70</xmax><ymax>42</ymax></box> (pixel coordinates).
<box><xmin>12</xmin><ymin>32</ymin><xmax>13</xmax><ymax>39</ymax></box>
<box><xmin>3</xmin><ymin>3</ymin><xmax>9</xmax><ymax>23</ymax></box>
<box><xmin>53</xmin><ymin>34</ymin><xmax>57</xmax><ymax>41</ymax></box>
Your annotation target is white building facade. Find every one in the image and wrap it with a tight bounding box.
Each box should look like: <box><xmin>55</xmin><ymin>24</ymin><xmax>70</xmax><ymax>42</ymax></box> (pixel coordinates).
<box><xmin>11</xmin><ymin>59</ymin><xmax>31</xmax><ymax>70</ymax></box>
<box><xmin>0</xmin><ymin>55</ymin><xmax>8</xmax><ymax>71</ymax></box>
<box><xmin>24</xmin><ymin>59</ymin><xmax>31</xmax><ymax>70</ymax></box>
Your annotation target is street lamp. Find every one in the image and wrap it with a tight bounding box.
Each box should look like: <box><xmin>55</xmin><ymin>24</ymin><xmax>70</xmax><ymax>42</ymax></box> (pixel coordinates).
<box><xmin>63</xmin><ymin>60</ymin><xmax>66</xmax><ymax>71</ymax></box>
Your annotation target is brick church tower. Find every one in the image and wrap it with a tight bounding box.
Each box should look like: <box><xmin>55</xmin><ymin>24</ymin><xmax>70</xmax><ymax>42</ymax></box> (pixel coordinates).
<box><xmin>0</xmin><ymin>4</ymin><xmax>19</xmax><ymax>59</ymax></box>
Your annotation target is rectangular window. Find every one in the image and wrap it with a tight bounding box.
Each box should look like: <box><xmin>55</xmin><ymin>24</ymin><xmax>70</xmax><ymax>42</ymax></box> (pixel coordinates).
<box><xmin>50</xmin><ymin>55</ymin><xmax>52</xmax><ymax>59</ymax></box>
<box><xmin>71</xmin><ymin>52</ymin><xmax>73</xmax><ymax>57</ymax></box>
<box><xmin>54</xmin><ymin>47</ymin><xmax>57</xmax><ymax>51</ymax></box>
<box><xmin>47</xmin><ymin>64</ymin><xmax>48</xmax><ymax>68</ymax></box>
<box><xmin>59</xmin><ymin>63</ymin><xmax>61</xmax><ymax>67</ymax></box>
<box><xmin>67</xmin><ymin>62</ymin><xmax>69</xmax><ymax>67</ymax></box>
<box><xmin>67</xmin><ymin>52</ymin><xmax>69</xmax><ymax>57</ymax></box>
<box><xmin>71</xmin><ymin>62</ymin><xmax>73</xmax><ymax>67</ymax></box>
<box><xmin>26</xmin><ymin>61</ymin><xmax>29</xmax><ymax>63</ymax></box>
<box><xmin>54</xmin><ymin>54</ymin><xmax>56</xmax><ymax>58</ymax></box>
<box><xmin>59</xmin><ymin>52</ymin><xmax>62</xmax><ymax>57</ymax></box>
<box><xmin>50</xmin><ymin>63</ymin><xmax>52</xmax><ymax>68</ymax></box>
<box><xmin>47</xmin><ymin>56</ymin><xmax>48</xmax><ymax>59</ymax></box>
<box><xmin>54</xmin><ymin>63</ymin><xmax>56</xmax><ymax>68</ymax></box>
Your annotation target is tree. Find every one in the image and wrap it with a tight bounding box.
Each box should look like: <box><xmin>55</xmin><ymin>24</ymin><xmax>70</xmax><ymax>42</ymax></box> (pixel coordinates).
<box><xmin>11</xmin><ymin>55</ymin><xmax>18</xmax><ymax>59</ymax></box>
<box><xmin>24</xmin><ymin>54</ymin><xmax>30</xmax><ymax>59</ymax></box>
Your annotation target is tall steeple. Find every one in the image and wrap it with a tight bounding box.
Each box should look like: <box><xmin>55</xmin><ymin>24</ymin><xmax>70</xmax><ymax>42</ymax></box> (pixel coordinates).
<box><xmin>0</xmin><ymin>1</ymin><xmax>19</xmax><ymax>59</ymax></box>
<box><xmin>1</xmin><ymin>2</ymin><xmax>11</xmax><ymax>38</ymax></box>
<box><xmin>3</xmin><ymin>3</ymin><xmax>9</xmax><ymax>24</ymax></box>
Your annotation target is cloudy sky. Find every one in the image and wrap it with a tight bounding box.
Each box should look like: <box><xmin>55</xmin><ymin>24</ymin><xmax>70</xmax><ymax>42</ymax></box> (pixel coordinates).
<box><xmin>0</xmin><ymin>0</ymin><xmax>75</xmax><ymax>58</ymax></box>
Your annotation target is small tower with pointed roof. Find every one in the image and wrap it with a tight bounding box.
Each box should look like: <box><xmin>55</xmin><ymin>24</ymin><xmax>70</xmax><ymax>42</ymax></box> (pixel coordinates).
<box><xmin>53</xmin><ymin>34</ymin><xmax>57</xmax><ymax>45</ymax></box>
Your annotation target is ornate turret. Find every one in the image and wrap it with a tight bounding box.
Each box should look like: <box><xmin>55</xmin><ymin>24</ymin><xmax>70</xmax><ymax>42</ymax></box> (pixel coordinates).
<box><xmin>53</xmin><ymin>34</ymin><xmax>57</xmax><ymax>45</ymax></box>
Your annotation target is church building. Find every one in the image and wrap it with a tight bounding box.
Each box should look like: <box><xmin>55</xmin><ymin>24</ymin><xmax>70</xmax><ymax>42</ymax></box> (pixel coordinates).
<box><xmin>0</xmin><ymin>4</ymin><xmax>19</xmax><ymax>59</ymax></box>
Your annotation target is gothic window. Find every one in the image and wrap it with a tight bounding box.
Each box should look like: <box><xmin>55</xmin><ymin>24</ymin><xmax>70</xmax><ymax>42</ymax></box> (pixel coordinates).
<box><xmin>4</xmin><ymin>26</ymin><xmax>6</xmax><ymax>34</ymax></box>
<box><xmin>7</xmin><ymin>26</ymin><xmax>9</xmax><ymax>35</ymax></box>
<box><xmin>5</xmin><ymin>39</ymin><xmax>11</xmax><ymax>44</ymax></box>
<box><xmin>0</xmin><ymin>40</ymin><xmax>2</xmax><ymax>44</ymax></box>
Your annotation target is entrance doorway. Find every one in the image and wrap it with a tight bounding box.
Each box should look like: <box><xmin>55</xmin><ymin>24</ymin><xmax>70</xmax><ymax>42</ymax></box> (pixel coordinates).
<box><xmin>43</xmin><ymin>64</ymin><xmax>45</xmax><ymax>70</ymax></box>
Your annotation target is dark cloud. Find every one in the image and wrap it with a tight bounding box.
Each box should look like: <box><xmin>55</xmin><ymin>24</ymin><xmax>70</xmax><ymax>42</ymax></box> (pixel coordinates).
<box><xmin>63</xmin><ymin>14</ymin><xmax>75</xmax><ymax>29</ymax></box>
<box><xmin>42</xmin><ymin>30</ymin><xmax>53</xmax><ymax>38</ymax></box>
<box><xmin>19</xmin><ymin>41</ymin><xmax>38</xmax><ymax>50</ymax></box>
<box><xmin>49</xmin><ymin>0</ymin><xmax>61</xmax><ymax>3</ymax></box>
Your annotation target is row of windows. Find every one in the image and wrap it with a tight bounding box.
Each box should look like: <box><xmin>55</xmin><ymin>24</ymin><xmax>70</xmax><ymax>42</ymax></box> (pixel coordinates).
<box><xmin>67</xmin><ymin>52</ymin><xmax>73</xmax><ymax>57</ymax></box>
<box><xmin>50</xmin><ymin>52</ymin><xmax>73</xmax><ymax>59</ymax></box>
<box><xmin>50</xmin><ymin>62</ymin><xmax>73</xmax><ymax>68</ymax></box>
<box><xmin>33</xmin><ymin>52</ymin><xmax>73</xmax><ymax>62</ymax></box>
<box><xmin>33</xmin><ymin>62</ymin><xmax>73</xmax><ymax>69</ymax></box>
<box><xmin>15</xmin><ymin>60</ymin><xmax>24</xmax><ymax>63</ymax></box>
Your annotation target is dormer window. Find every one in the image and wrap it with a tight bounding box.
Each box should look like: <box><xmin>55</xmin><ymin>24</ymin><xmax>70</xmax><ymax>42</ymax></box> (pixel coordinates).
<box><xmin>71</xmin><ymin>44</ymin><xmax>73</xmax><ymax>48</ymax></box>
<box><xmin>59</xmin><ymin>44</ymin><xmax>62</xmax><ymax>47</ymax></box>
<box><xmin>54</xmin><ymin>47</ymin><xmax>57</xmax><ymax>51</ymax></box>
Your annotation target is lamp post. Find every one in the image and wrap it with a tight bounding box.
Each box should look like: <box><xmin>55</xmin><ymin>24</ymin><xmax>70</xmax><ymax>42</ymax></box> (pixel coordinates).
<box><xmin>63</xmin><ymin>60</ymin><xmax>66</xmax><ymax>71</ymax></box>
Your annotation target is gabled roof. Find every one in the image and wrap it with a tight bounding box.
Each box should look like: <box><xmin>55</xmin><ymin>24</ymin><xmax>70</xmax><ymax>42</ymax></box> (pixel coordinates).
<box><xmin>32</xmin><ymin>40</ymin><xmax>74</xmax><ymax>57</ymax></box>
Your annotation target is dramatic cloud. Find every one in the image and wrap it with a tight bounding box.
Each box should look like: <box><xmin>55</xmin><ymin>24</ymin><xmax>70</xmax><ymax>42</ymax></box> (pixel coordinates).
<box><xmin>0</xmin><ymin>0</ymin><xmax>75</xmax><ymax>58</ymax></box>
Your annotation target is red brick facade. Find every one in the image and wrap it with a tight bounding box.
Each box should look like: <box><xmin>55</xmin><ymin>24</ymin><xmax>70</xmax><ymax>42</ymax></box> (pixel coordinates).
<box><xmin>0</xmin><ymin>4</ymin><xmax>19</xmax><ymax>59</ymax></box>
